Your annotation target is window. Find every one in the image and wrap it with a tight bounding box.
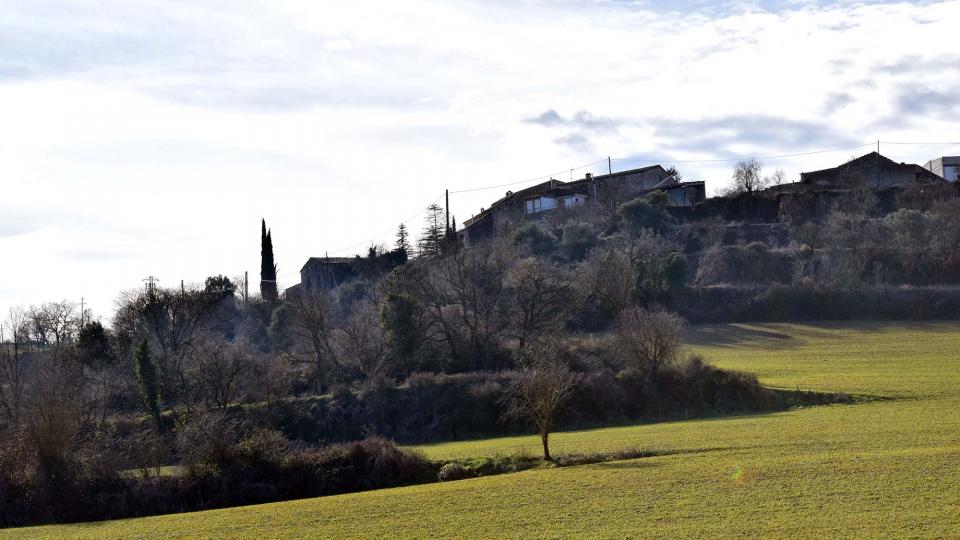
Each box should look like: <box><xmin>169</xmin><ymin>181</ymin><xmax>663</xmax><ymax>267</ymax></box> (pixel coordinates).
<box><xmin>558</xmin><ymin>195</ymin><xmax>574</xmax><ymax>208</ymax></box>
<box><xmin>525</xmin><ymin>198</ymin><xmax>541</xmax><ymax>214</ymax></box>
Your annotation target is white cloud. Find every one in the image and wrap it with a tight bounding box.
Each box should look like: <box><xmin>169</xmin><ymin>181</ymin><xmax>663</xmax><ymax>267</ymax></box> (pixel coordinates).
<box><xmin>1</xmin><ymin>0</ymin><xmax>959</xmax><ymax>319</ymax></box>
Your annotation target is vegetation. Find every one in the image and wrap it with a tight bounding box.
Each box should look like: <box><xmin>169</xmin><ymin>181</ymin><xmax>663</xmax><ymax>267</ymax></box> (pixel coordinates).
<box><xmin>11</xmin><ymin>322</ymin><xmax>960</xmax><ymax>538</ymax></box>
<box><xmin>2</xmin><ymin>161</ymin><xmax>959</xmax><ymax>531</ymax></box>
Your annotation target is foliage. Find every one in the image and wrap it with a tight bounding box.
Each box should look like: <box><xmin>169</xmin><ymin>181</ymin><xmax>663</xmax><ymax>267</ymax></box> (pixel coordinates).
<box><xmin>260</xmin><ymin>220</ymin><xmax>278</xmax><ymax>303</ymax></box>
<box><xmin>133</xmin><ymin>340</ymin><xmax>162</xmax><ymax>429</ymax></box>
<box><xmin>511</xmin><ymin>223</ymin><xmax>557</xmax><ymax>256</ymax></box>
<box><xmin>20</xmin><ymin>323</ymin><xmax>960</xmax><ymax>538</ymax></box>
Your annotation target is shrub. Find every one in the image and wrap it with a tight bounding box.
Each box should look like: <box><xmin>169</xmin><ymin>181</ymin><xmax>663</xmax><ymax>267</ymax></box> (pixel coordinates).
<box><xmin>618</xmin><ymin>197</ymin><xmax>674</xmax><ymax>235</ymax></box>
<box><xmin>559</xmin><ymin>222</ymin><xmax>599</xmax><ymax>261</ymax></box>
<box><xmin>512</xmin><ymin>223</ymin><xmax>557</xmax><ymax>256</ymax></box>
<box><xmin>438</xmin><ymin>462</ymin><xmax>471</xmax><ymax>482</ymax></box>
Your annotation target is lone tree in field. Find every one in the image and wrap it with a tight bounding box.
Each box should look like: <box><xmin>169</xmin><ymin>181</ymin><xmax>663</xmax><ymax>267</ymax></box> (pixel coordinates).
<box><xmin>502</xmin><ymin>346</ymin><xmax>579</xmax><ymax>461</ymax></box>
<box><xmin>133</xmin><ymin>339</ymin><xmax>163</xmax><ymax>430</ymax></box>
<box><xmin>260</xmin><ymin>219</ymin><xmax>278</xmax><ymax>303</ymax></box>
<box><xmin>614</xmin><ymin>306</ymin><xmax>686</xmax><ymax>379</ymax></box>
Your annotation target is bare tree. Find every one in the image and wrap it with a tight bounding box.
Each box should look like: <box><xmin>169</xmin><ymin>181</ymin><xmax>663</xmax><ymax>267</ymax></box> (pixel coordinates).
<box><xmin>614</xmin><ymin>307</ymin><xmax>686</xmax><ymax>378</ymax></box>
<box><xmin>187</xmin><ymin>336</ymin><xmax>255</xmax><ymax>409</ymax></box>
<box><xmin>505</xmin><ymin>257</ymin><xmax>573</xmax><ymax>355</ymax></box>
<box><xmin>114</xmin><ymin>286</ymin><xmax>222</xmax><ymax>403</ymax></box>
<box><xmin>410</xmin><ymin>241</ymin><xmax>515</xmax><ymax>370</ymax></box>
<box><xmin>0</xmin><ymin>307</ymin><xmax>30</xmax><ymax>423</ymax></box>
<box><xmin>27</xmin><ymin>301</ymin><xmax>80</xmax><ymax>349</ymax></box>
<box><xmin>728</xmin><ymin>159</ymin><xmax>768</xmax><ymax>196</ymax></box>
<box><xmin>575</xmin><ymin>247</ymin><xmax>637</xmax><ymax>319</ymax></box>
<box><xmin>270</xmin><ymin>291</ymin><xmax>340</xmax><ymax>394</ymax></box>
<box><xmin>334</xmin><ymin>301</ymin><xmax>389</xmax><ymax>379</ymax></box>
<box><xmin>766</xmin><ymin>168</ymin><xmax>787</xmax><ymax>193</ymax></box>
<box><xmin>502</xmin><ymin>344</ymin><xmax>579</xmax><ymax>461</ymax></box>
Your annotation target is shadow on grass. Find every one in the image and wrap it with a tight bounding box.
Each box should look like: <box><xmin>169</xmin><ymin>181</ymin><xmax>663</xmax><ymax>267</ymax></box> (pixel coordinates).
<box><xmin>686</xmin><ymin>320</ymin><xmax>960</xmax><ymax>349</ymax></box>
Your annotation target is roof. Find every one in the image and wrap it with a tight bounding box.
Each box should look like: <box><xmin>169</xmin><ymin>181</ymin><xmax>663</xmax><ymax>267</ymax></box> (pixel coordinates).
<box><xmin>801</xmin><ymin>152</ymin><xmax>945</xmax><ymax>185</ymax></box>
<box><xmin>300</xmin><ymin>256</ymin><xmax>357</xmax><ymax>273</ymax></box>
<box><xmin>463</xmin><ymin>164</ymin><xmax>668</xmax><ymax>227</ymax></box>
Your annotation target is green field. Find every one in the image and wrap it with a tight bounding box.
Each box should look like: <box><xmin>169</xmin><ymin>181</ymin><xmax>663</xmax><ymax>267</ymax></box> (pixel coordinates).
<box><xmin>9</xmin><ymin>322</ymin><xmax>960</xmax><ymax>538</ymax></box>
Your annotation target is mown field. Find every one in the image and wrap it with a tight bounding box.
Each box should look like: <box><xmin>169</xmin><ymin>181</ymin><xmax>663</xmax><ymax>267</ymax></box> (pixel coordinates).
<box><xmin>9</xmin><ymin>321</ymin><xmax>960</xmax><ymax>538</ymax></box>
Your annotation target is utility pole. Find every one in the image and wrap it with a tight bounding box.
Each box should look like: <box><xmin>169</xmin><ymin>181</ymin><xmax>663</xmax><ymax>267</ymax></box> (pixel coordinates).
<box><xmin>143</xmin><ymin>276</ymin><xmax>159</xmax><ymax>295</ymax></box>
<box><xmin>181</xmin><ymin>279</ymin><xmax>185</xmax><ymax>298</ymax></box>
<box><xmin>79</xmin><ymin>297</ymin><xmax>85</xmax><ymax>328</ymax></box>
<box><xmin>877</xmin><ymin>139</ymin><xmax>881</xmax><ymax>188</ymax></box>
<box><xmin>244</xmin><ymin>271</ymin><xmax>249</xmax><ymax>307</ymax></box>
<box><xmin>445</xmin><ymin>189</ymin><xmax>450</xmax><ymax>233</ymax></box>
<box><xmin>608</xmin><ymin>156</ymin><xmax>612</xmax><ymax>178</ymax></box>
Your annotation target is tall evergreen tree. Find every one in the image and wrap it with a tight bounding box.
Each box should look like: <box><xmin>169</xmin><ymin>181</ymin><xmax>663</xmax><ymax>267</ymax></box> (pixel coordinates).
<box><xmin>260</xmin><ymin>219</ymin><xmax>278</xmax><ymax>302</ymax></box>
<box><xmin>395</xmin><ymin>223</ymin><xmax>411</xmax><ymax>255</ymax></box>
<box><xmin>133</xmin><ymin>340</ymin><xmax>162</xmax><ymax>430</ymax></box>
<box><xmin>418</xmin><ymin>204</ymin><xmax>445</xmax><ymax>257</ymax></box>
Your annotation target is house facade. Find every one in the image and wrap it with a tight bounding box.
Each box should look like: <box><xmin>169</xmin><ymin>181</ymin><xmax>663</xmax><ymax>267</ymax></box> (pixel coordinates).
<box><xmin>924</xmin><ymin>157</ymin><xmax>960</xmax><ymax>182</ymax></box>
<box><xmin>460</xmin><ymin>165</ymin><xmax>705</xmax><ymax>244</ymax></box>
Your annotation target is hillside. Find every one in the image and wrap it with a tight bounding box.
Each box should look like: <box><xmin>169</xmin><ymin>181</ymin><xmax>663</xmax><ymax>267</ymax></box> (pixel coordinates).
<box><xmin>12</xmin><ymin>321</ymin><xmax>960</xmax><ymax>538</ymax></box>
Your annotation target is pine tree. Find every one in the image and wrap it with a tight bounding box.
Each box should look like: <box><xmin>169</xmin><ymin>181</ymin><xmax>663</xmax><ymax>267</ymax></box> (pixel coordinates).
<box><xmin>133</xmin><ymin>340</ymin><xmax>162</xmax><ymax>430</ymax></box>
<box><xmin>395</xmin><ymin>223</ymin><xmax>411</xmax><ymax>255</ymax></box>
<box><xmin>418</xmin><ymin>204</ymin><xmax>445</xmax><ymax>257</ymax></box>
<box><xmin>260</xmin><ymin>219</ymin><xmax>278</xmax><ymax>302</ymax></box>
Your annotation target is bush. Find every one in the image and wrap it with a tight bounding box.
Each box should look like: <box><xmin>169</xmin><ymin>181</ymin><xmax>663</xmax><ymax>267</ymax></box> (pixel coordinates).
<box><xmin>618</xmin><ymin>197</ymin><xmax>674</xmax><ymax>235</ymax></box>
<box><xmin>437</xmin><ymin>462</ymin><xmax>471</xmax><ymax>482</ymax></box>
<box><xmin>559</xmin><ymin>222</ymin><xmax>599</xmax><ymax>261</ymax></box>
<box><xmin>512</xmin><ymin>223</ymin><xmax>557</xmax><ymax>256</ymax></box>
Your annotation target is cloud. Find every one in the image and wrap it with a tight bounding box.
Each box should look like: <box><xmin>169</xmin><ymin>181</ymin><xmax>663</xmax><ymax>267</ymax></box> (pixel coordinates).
<box><xmin>3</xmin><ymin>0</ymin><xmax>960</xmax><ymax>316</ymax></box>
<box><xmin>822</xmin><ymin>92</ymin><xmax>854</xmax><ymax>114</ymax></box>
<box><xmin>895</xmin><ymin>86</ymin><xmax>958</xmax><ymax>116</ymax></box>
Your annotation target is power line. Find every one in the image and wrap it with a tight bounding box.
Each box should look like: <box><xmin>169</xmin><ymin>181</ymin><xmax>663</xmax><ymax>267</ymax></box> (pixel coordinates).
<box><xmin>326</xmin><ymin>193</ymin><xmax>446</xmax><ymax>255</ymax></box>
<box><xmin>449</xmin><ymin>159</ymin><xmax>607</xmax><ymax>194</ymax></box>
<box><xmin>611</xmin><ymin>142</ymin><xmax>876</xmax><ymax>165</ymax></box>
<box><xmin>880</xmin><ymin>141</ymin><xmax>960</xmax><ymax>146</ymax></box>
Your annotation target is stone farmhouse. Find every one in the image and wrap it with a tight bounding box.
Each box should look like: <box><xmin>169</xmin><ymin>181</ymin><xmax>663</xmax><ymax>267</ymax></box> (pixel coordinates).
<box><xmin>800</xmin><ymin>151</ymin><xmax>945</xmax><ymax>189</ymax></box>
<box><xmin>460</xmin><ymin>164</ymin><xmax>705</xmax><ymax>244</ymax></box>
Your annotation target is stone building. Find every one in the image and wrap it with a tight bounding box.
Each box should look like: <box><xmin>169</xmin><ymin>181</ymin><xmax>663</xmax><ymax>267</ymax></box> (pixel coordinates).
<box><xmin>461</xmin><ymin>165</ymin><xmax>705</xmax><ymax>244</ymax></box>
<box><xmin>800</xmin><ymin>152</ymin><xmax>944</xmax><ymax>188</ymax></box>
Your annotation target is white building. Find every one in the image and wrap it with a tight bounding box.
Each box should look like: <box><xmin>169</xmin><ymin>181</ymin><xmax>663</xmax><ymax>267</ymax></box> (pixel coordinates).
<box><xmin>924</xmin><ymin>157</ymin><xmax>960</xmax><ymax>182</ymax></box>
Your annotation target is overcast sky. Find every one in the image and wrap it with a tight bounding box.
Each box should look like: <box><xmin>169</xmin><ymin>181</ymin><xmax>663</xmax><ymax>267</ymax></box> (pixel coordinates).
<box><xmin>1</xmin><ymin>0</ymin><xmax>958</xmax><ymax>321</ymax></box>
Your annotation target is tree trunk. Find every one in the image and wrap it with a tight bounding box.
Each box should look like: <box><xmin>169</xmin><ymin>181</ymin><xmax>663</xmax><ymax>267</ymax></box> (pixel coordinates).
<box><xmin>541</xmin><ymin>431</ymin><xmax>551</xmax><ymax>461</ymax></box>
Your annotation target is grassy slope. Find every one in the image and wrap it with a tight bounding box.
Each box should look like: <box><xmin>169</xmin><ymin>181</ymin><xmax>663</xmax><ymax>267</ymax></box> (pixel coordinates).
<box><xmin>10</xmin><ymin>322</ymin><xmax>960</xmax><ymax>539</ymax></box>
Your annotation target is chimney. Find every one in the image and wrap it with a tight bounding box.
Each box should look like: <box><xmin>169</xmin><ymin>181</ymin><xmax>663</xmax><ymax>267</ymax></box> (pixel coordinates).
<box><xmin>585</xmin><ymin>173</ymin><xmax>593</xmax><ymax>181</ymax></box>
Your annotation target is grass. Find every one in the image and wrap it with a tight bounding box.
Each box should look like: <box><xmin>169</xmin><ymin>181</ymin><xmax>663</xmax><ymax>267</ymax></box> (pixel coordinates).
<box><xmin>9</xmin><ymin>321</ymin><xmax>960</xmax><ymax>538</ymax></box>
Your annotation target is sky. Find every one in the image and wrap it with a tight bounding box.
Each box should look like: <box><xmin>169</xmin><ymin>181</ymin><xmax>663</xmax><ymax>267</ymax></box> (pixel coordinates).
<box><xmin>1</xmin><ymin>0</ymin><xmax>959</xmax><ymax>322</ymax></box>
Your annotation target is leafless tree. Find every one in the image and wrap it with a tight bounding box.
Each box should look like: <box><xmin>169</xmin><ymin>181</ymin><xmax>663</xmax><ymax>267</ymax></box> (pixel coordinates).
<box><xmin>334</xmin><ymin>301</ymin><xmax>389</xmax><ymax>379</ymax></box>
<box><xmin>27</xmin><ymin>301</ymin><xmax>80</xmax><ymax>349</ymax></box>
<box><xmin>270</xmin><ymin>291</ymin><xmax>340</xmax><ymax>394</ymax></box>
<box><xmin>114</xmin><ymin>286</ymin><xmax>222</xmax><ymax>402</ymax></box>
<box><xmin>410</xmin><ymin>241</ymin><xmax>515</xmax><ymax>369</ymax></box>
<box><xmin>575</xmin><ymin>247</ymin><xmax>637</xmax><ymax>318</ymax></box>
<box><xmin>187</xmin><ymin>336</ymin><xmax>256</xmax><ymax>409</ymax></box>
<box><xmin>0</xmin><ymin>307</ymin><xmax>30</xmax><ymax>423</ymax></box>
<box><xmin>22</xmin><ymin>357</ymin><xmax>91</xmax><ymax>482</ymax></box>
<box><xmin>614</xmin><ymin>307</ymin><xmax>686</xmax><ymax>378</ymax></box>
<box><xmin>728</xmin><ymin>159</ymin><xmax>768</xmax><ymax>196</ymax></box>
<box><xmin>765</xmin><ymin>168</ymin><xmax>787</xmax><ymax>193</ymax></box>
<box><xmin>501</xmin><ymin>343</ymin><xmax>579</xmax><ymax>461</ymax></box>
<box><xmin>504</xmin><ymin>257</ymin><xmax>574</xmax><ymax>355</ymax></box>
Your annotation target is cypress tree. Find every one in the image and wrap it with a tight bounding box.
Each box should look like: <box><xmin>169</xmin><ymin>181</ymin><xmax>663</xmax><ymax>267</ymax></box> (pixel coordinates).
<box><xmin>133</xmin><ymin>340</ymin><xmax>162</xmax><ymax>430</ymax></box>
<box><xmin>261</xmin><ymin>218</ymin><xmax>278</xmax><ymax>302</ymax></box>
